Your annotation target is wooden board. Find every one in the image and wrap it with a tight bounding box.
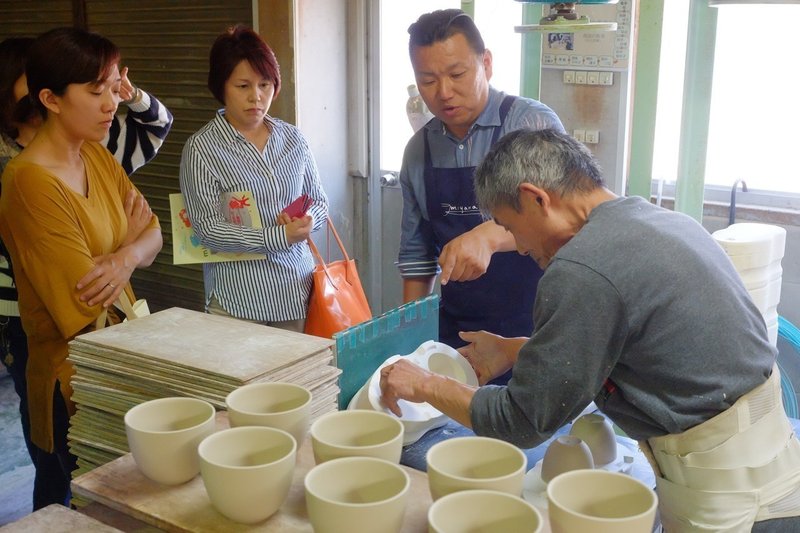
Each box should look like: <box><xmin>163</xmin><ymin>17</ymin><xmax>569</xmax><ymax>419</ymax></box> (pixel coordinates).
<box><xmin>70</xmin><ymin>308</ymin><xmax>334</xmax><ymax>384</ymax></box>
<box><xmin>0</xmin><ymin>504</ymin><xmax>124</xmax><ymax>532</ymax></box>
<box><xmin>72</xmin><ymin>435</ymin><xmax>433</xmax><ymax>532</ymax></box>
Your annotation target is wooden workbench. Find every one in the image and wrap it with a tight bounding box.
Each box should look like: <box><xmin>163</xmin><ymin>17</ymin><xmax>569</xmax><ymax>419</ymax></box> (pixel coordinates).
<box><xmin>71</xmin><ymin>433</ymin><xmax>433</xmax><ymax>532</ymax></box>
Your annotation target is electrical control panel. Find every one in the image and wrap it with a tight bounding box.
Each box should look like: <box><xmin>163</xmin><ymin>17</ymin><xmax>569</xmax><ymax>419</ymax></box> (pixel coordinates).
<box><xmin>541</xmin><ymin>2</ymin><xmax>630</xmax><ymax>69</ymax></box>
<box><xmin>537</xmin><ymin>0</ymin><xmax>633</xmax><ymax>194</ymax></box>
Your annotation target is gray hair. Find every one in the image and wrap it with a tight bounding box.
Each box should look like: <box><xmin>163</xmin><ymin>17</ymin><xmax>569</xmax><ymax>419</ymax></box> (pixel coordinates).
<box><xmin>475</xmin><ymin>129</ymin><xmax>605</xmax><ymax>213</ymax></box>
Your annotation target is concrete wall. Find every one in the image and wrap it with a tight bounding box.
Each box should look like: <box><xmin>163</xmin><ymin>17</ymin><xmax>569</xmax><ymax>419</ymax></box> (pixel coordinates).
<box><xmin>295</xmin><ymin>0</ymin><xmax>353</xmax><ymax>255</ymax></box>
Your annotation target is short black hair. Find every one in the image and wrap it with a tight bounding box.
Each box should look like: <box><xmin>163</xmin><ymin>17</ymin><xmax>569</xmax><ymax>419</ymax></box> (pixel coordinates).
<box><xmin>26</xmin><ymin>27</ymin><xmax>120</xmax><ymax>116</ymax></box>
<box><xmin>207</xmin><ymin>25</ymin><xmax>281</xmax><ymax>105</ymax></box>
<box><xmin>408</xmin><ymin>9</ymin><xmax>485</xmax><ymax>57</ymax></box>
<box><xmin>0</xmin><ymin>37</ymin><xmax>35</xmax><ymax>138</ymax></box>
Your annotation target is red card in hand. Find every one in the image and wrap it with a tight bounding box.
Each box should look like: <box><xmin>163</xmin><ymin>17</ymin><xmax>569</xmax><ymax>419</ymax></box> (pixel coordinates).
<box><xmin>283</xmin><ymin>194</ymin><xmax>314</xmax><ymax>218</ymax></box>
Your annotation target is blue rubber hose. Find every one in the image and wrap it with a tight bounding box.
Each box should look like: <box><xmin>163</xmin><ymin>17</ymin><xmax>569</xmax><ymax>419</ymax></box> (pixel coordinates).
<box><xmin>778</xmin><ymin>316</ymin><xmax>800</xmax><ymax>419</ymax></box>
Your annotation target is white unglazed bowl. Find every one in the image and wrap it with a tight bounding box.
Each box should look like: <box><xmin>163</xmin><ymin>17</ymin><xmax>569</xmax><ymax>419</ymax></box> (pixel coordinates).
<box><xmin>225</xmin><ymin>381</ymin><xmax>312</xmax><ymax>445</ymax></box>
<box><xmin>426</xmin><ymin>436</ymin><xmax>527</xmax><ymax>501</ymax></box>
<box><xmin>569</xmin><ymin>414</ymin><xmax>617</xmax><ymax>466</ymax></box>
<box><xmin>124</xmin><ymin>397</ymin><xmax>216</xmax><ymax>485</ymax></box>
<box><xmin>310</xmin><ymin>410</ymin><xmax>404</xmax><ymax>464</ymax></box>
<box><xmin>547</xmin><ymin>470</ymin><xmax>657</xmax><ymax>533</ymax></box>
<box><xmin>305</xmin><ymin>456</ymin><xmax>410</xmax><ymax>533</ymax></box>
<box><xmin>541</xmin><ymin>435</ymin><xmax>595</xmax><ymax>484</ymax></box>
<box><xmin>198</xmin><ymin>426</ymin><xmax>296</xmax><ymax>524</ymax></box>
<box><xmin>428</xmin><ymin>489</ymin><xmax>543</xmax><ymax>533</ymax></box>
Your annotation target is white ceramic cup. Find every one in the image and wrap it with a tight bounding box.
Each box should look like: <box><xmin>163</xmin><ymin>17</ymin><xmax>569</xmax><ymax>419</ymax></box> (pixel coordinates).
<box><xmin>426</xmin><ymin>436</ymin><xmax>527</xmax><ymax>501</ymax></box>
<box><xmin>305</xmin><ymin>456</ymin><xmax>410</xmax><ymax>533</ymax></box>
<box><xmin>540</xmin><ymin>435</ymin><xmax>595</xmax><ymax>483</ymax></box>
<box><xmin>124</xmin><ymin>397</ymin><xmax>216</xmax><ymax>485</ymax></box>
<box><xmin>310</xmin><ymin>410</ymin><xmax>404</xmax><ymax>464</ymax></box>
<box><xmin>547</xmin><ymin>470</ymin><xmax>658</xmax><ymax>533</ymax></box>
<box><xmin>225</xmin><ymin>382</ymin><xmax>312</xmax><ymax>445</ymax></box>
<box><xmin>428</xmin><ymin>489</ymin><xmax>544</xmax><ymax>533</ymax></box>
<box><xmin>198</xmin><ymin>426</ymin><xmax>296</xmax><ymax>524</ymax></box>
<box><xmin>569</xmin><ymin>413</ymin><xmax>618</xmax><ymax>466</ymax></box>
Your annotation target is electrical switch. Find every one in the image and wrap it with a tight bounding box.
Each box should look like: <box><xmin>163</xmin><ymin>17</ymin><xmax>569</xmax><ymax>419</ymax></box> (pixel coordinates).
<box><xmin>599</xmin><ymin>72</ymin><xmax>614</xmax><ymax>86</ymax></box>
<box><xmin>563</xmin><ymin>71</ymin><xmax>576</xmax><ymax>84</ymax></box>
<box><xmin>575</xmin><ymin>71</ymin><xmax>587</xmax><ymax>85</ymax></box>
<box><xmin>585</xmin><ymin>130</ymin><xmax>600</xmax><ymax>144</ymax></box>
<box><xmin>573</xmin><ymin>129</ymin><xmax>586</xmax><ymax>142</ymax></box>
<box><xmin>587</xmin><ymin>72</ymin><xmax>599</xmax><ymax>85</ymax></box>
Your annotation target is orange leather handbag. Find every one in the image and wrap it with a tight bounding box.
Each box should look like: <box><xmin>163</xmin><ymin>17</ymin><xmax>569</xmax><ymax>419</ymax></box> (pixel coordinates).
<box><xmin>304</xmin><ymin>217</ymin><xmax>372</xmax><ymax>338</ymax></box>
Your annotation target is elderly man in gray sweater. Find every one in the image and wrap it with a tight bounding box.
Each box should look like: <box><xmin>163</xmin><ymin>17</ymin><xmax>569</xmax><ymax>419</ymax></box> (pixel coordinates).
<box><xmin>380</xmin><ymin>129</ymin><xmax>800</xmax><ymax>532</ymax></box>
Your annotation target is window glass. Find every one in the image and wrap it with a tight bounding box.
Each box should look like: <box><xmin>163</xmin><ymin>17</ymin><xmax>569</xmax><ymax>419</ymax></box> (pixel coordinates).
<box><xmin>652</xmin><ymin>2</ymin><xmax>689</xmax><ymax>187</ymax></box>
<box><xmin>380</xmin><ymin>1</ymin><xmax>458</xmax><ymax>171</ymax></box>
<box><xmin>472</xmin><ymin>1</ymin><xmax>522</xmax><ymax>96</ymax></box>
<box><xmin>706</xmin><ymin>4</ymin><xmax>800</xmax><ymax>194</ymax></box>
<box><xmin>654</xmin><ymin>1</ymin><xmax>800</xmax><ymax>196</ymax></box>
<box><xmin>379</xmin><ymin>1</ymin><xmax>521</xmax><ymax>171</ymax></box>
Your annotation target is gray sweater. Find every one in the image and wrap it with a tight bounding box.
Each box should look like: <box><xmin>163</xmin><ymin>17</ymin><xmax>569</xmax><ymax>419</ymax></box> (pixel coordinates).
<box><xmin>470</xmin><ymin>196</ymin><xmax>775</xmax><ymax>445</ymax></box>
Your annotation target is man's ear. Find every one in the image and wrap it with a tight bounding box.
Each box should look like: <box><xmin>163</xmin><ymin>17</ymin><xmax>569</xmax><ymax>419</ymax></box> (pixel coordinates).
<box><xmin>482</xmin><ymin>49</ymin><xmax>493</xmax><ymax>82</ymax></box>
<box><xmin>518</xmin><ymin>182</ymin><xmax>551</xmax><ymax>211</ymax></box>
<box><xmin>38</xmin><ymin>89</ymin><xmax>61</xmax><ymax>115</ymax></box>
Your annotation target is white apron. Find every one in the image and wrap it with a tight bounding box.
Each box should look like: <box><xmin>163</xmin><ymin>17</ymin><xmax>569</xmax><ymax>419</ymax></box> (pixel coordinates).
<box><xmin>641</xmin><ymin>366</ymin><xmax>800</xmax><ymax>532</ymax></box>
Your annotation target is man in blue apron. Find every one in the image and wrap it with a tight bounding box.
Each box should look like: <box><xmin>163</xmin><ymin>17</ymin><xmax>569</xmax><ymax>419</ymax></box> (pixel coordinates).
<box><xmin>397</xmin><ymin>9</ymin><xmax>564</xmax><ymax>375</ymax></box>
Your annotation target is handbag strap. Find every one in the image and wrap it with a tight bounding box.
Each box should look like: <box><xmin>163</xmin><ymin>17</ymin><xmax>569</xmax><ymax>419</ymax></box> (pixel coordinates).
<box><xmin>307</xmin><ymin>216</ymin><xmax>355</xmax><ymax>288</ymax></box>
<box><xmin>308</xmin><ymin>216</ymin><xmax>350</xmax><ymax>262</ymax></box>
<box><xmin>94</xmin><ymin>288</ymin><xmax>137</xmax><ymax>330</ymax></box>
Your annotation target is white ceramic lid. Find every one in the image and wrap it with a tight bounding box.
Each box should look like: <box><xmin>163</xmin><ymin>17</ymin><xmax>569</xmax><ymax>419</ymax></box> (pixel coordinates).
<box><xmin>737</xmin><ymin>262</ymin><xmax>782</xmax><ymax>291</ymax></box>
<box><xmin>712</xmin><ymin>223</ymin><xmax>786</xmax><ymax>259</ymax></box>
<box><xmin>726</xmin><ymin>250</ymin><xmax>782</xmax><ymax>272</ymax></box>
<box><xmin>747</xmin><ymin>278</ymin><xmax>782</xmax><ymax>313</ymax></box>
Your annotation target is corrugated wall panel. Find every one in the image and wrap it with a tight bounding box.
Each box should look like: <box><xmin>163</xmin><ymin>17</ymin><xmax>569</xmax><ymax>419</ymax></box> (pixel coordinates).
<box><xmin>0</xmin><ymin>1</ymin><xmax>74</xmax><ymax>35</ymax></box>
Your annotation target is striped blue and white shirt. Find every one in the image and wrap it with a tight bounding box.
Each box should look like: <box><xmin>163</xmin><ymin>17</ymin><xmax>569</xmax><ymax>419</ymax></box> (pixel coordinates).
<box><xmin>179</xmin><ymin>111</ymin><xmax>329</xmax><ymax>321</ymax></box>
<box><xmin>106</xmin><ymin>90</ymin><xmax>173</xmax><ymax>175</ymax></box>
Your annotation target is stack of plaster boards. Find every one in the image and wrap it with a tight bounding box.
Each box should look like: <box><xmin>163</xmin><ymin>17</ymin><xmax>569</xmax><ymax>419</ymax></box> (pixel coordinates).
<box><xmin>66</xmin><ymin>307</ymin><xmax>340</xmax><ymax>479</ymax></box>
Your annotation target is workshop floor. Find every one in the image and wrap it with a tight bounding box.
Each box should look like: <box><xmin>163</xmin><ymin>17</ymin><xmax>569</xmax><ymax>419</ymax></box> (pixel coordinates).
<box><xmin>0</xmin><ymin>369</ymin><xmax>34</xmax><ymax>525</ymax></box>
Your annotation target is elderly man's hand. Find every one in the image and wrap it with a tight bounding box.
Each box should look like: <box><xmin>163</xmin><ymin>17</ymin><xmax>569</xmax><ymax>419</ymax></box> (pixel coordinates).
<box><xmin>458</xmin><ymin>331</ymin><xmax>524</xmax><ymax>385</ymax></box>
<box><xmin>379</xmin><ymin>359</ymin><xmax>433</xmax><ymax>417</ymax></box>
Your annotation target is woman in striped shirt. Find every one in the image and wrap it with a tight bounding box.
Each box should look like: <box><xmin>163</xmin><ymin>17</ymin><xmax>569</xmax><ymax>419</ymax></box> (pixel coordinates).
<box><xmin>179</xmin><ymin>25</ymin><xmax>328</xmax><ymax>332</ymax></box>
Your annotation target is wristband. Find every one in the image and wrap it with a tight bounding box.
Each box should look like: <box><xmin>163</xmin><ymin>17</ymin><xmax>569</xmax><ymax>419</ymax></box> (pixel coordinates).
<box><xmin>122</xmin><ymin>86</ymin><xmax>141</xmax><ymax>105</ymax></box>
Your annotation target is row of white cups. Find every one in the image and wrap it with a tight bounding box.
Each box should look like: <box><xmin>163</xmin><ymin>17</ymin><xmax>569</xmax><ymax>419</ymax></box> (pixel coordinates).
<box><xmin>124</xmin><ymin>380</ymin><xmax>657</xmax><ymax>532</ymax></box>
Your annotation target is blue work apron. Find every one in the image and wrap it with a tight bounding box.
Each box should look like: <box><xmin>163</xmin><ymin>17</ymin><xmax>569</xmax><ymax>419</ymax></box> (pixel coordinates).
<box><xmin>423</xmin><ymin>96</ymin><xmax>543</xmax><ymax>356</ymax></box>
